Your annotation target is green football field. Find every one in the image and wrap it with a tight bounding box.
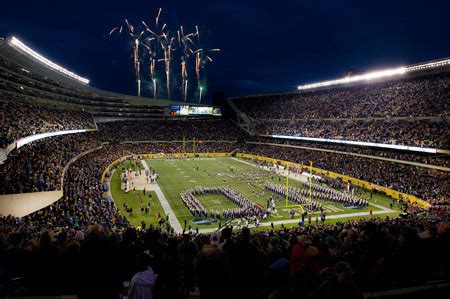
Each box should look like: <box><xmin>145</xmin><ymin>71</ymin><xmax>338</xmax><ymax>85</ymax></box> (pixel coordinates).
<box><xmin>110</xmin><ymin>161</ymin><xmax>166</xmax><ymax>229</ymax></box>
<box><xmin>110</xmin><ymin>156</ymin><xmax>400</xmax><ymax>230</ymax></box>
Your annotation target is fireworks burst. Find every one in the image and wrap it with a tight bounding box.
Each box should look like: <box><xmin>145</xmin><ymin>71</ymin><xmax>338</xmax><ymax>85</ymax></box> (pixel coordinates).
<box><xmin>109</xmin><ymin>7</ymin><xmax>219</xmax><ymax>101</ymax></box>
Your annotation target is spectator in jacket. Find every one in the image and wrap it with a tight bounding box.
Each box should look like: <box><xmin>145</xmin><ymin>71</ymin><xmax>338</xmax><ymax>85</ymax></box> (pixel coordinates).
<box><xmin>128</xmin><ymin>252</ymin><xmax>156</xmax><ymax>299</ymax></box>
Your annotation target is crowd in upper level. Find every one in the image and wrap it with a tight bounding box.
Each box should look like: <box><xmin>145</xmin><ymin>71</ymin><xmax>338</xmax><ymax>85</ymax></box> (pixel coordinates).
<box><xmin>0</xmin><ymin>56</ymin><xmax>167</xmax><ymax>119</ymax></box>
<box><xmin>0</xmin><ymin>56</ymin><xmax>126</xmax><ymax>104</ymax></box>
<box><xmin>0</xmin><ymin>100</ymin><xmax>95</xmax><ymax>148</ymax></box>
<box><xmin>233</xmin><ymin>72</ymin><xmax>450</xmax><ymax>119</ymax></box>
<box><xmin>249</xmin><ymin>137</ymin><xmax>450</xmax><ymax>167</ymax></box>
<box><xmin>95</xmin><ymin>119</ymin><xmax>247</xmax><ymax>142</ymax></box>
<box><xmin>254</xmin><ymin>118</ymin><xmax>449</xmax><ymax>148</ymax></box>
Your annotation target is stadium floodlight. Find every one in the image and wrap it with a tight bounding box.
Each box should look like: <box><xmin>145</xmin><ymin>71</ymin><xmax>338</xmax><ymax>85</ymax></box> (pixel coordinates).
<box><xmin>8</xmin><ymin>36</ymin><xmax>90</xmax><ymax>84</ymax></box>
<box><xmin>406</xmin><ymin>58</ymin><xmax>450</xmax><ymax>72</ymax></box>
<box><xmin>297</xmin><ymin>67</ymin><xmax>406</xmax><ymax>90</ymax></box>
<box><xmin>297</xmin><ymin>57</ymin><xmax>450</xmax><ymax>91</ymax></box>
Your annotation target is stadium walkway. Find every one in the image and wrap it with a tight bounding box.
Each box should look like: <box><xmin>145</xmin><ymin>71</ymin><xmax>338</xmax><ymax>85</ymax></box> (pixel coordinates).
<box><xmin>141</xmin><ymin>160</ymin><xmax>183</xmax><ymax>234</ymax></box>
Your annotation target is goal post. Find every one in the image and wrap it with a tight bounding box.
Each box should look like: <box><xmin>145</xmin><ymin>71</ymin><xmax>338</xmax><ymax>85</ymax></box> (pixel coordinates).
<box><xmin>284</xmin><ymin>164</ymin><xmax>305</xmax><ymax>214</ymax></box>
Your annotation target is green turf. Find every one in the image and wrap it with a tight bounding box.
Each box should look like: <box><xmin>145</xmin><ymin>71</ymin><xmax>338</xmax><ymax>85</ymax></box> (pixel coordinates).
<box><xmin>197</xmin><ymin>194</ymin><xmax>241</xmax><ymax>211</ymax></box>
<box><xmin>110</xmin><ymin>161</ymin><xmax>166</xmax><ymax>228</ymax></box>
<box><xmin>134</xmin><ymin>157</ymin><xmax>400</xmax><ymax>229</ymax></box>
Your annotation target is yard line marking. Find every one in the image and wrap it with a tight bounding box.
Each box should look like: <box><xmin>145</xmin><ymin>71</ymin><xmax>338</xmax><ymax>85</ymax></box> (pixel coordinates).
<box><xmin>141</xmin><ymin>160</ymin><xmax>183</xmax><ymax>233</ymax></box>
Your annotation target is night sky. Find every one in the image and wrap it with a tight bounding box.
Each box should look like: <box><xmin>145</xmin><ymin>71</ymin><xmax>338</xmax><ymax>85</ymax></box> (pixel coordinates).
<box><xmin>2</xmin><ymin>0</ymin><xmax>450</xmax><ymax>103</ymax></box>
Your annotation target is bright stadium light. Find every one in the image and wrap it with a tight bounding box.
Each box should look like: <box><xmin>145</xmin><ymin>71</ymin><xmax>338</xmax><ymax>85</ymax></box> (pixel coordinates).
<box><xmin>16</xmin><ymin>129</ymin><xmax>90</xmax><ymax>149</ymax></box>
<box><xmin>8</xmin><ymin>36</ymin><xmax>90</xmax><ymax>84</ymax></box>
<box><xmin>297</xmin><ymin>57</ymin><xmax>450</xmax><ymax>91</ymax></box>
<box><xmin>297</xmin><ymin>67</ymin><xmax>406</xmax><ymax>90</ymax></box>
<box><xmin>406</xmin><ymin>58</ymin><xmax>450</xmax><ymax>72</ymax></box>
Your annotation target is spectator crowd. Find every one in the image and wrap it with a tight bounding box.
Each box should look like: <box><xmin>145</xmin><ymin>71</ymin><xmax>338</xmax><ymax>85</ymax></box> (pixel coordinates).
<box><xmin>0</xmin><ymin>100</ymin><xmax>95</xmax><ymax>148</ymax></box>
<box><xmin>0</xmin><ymin>135</ymin><xmax>98</xmax><ymax>194</ymax></box>
<box><xmin>254</xmin><ymin>118</ymin><xmax>449</xmax><ymax>149</ymax></box>
<box><xmin>0</xmin><ymin>212</ymin><xmax>449</xmax><ymax>298</ymax></box>
<box><xmin>249</xmin><ymin>137</ymin><xmax>450</xmax><ymax>167</ymax></box>
<box><xmin>233</xmin><ymin>73</ymin><xmax>450</xmax><ymax>119</ymax></box>
<box><xmin>94</xmin><ymin>119</ymin><xmax>246</xmax><ymax>142</ymax></box>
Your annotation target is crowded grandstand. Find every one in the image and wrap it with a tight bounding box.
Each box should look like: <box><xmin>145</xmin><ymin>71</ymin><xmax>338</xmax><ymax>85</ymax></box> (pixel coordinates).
<box><xmin>0</xmin><ymin>21</ymin><xmax>449</xmax><ymax>299</ymax></box>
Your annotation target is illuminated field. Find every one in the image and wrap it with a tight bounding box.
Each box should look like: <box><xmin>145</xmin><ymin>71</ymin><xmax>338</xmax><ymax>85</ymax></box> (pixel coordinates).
<box><xmin>111</xmin><ymin>157</ymin><xmax>399</xmax><ymax>230</ymax></box>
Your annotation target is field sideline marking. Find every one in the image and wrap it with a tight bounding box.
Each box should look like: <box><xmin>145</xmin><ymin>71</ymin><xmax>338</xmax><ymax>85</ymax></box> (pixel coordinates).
<box><xmin>141</xmin><ymin>160</ymin><xmax>183</xmax><ymax>233</ymax></box>
<box><xmin>197</xmin><ymin>208</ymin><xmax>398</xmax><ymax>233</ymax></box>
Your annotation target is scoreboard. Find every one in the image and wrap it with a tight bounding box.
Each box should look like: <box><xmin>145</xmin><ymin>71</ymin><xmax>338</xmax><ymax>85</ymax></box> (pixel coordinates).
<box><xmin>168</xmin><ymin>105</ymin><xmax>222</xmax><ymax>116</ymax></box>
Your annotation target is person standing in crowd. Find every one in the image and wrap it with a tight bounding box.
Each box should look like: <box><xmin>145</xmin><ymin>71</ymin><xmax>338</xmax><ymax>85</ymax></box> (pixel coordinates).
<box><xmin>195</xmin><ymin>233</ymin><xmax>232</xmax><ymax>299</ymax></box>
<box><xmin>79</xmin><ymin>224</ymin><xmax>120</xmax><ymax>299</ymax></box>
<box><xmin>291</xmin><ymin>235</ymin><xmax>313</xmax><ymax>292</ymax></box>
<box><xmin>178</xmin><ymin>234</ymin><xmax>199</xmax><ymax>296</ymax></box>
<box><xmin>128</xmin><ymin>253</ymin><xmax>156</xmax><ymax>299</ymax></box>
<box><xmin>229</xmin><ymin>227</ymin><xmax>266</xmax><ymax>299</ymax></box>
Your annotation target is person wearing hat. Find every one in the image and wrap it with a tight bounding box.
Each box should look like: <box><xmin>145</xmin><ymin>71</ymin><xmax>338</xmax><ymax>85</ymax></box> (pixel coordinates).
<box><xmin>195</xmin><ymin>232</ymin><xmax>231</xmax><ymax>299</ymax></box>
<box><xmin>218</xmin><ymin>227</ymin><xmax>233</xmax><ymax>253</ymax></box>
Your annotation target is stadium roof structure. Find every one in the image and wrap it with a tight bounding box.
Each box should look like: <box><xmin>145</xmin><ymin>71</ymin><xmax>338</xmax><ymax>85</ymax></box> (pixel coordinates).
<box><xmin>0</xmin><ymin>36</ymin><xmax>189</xmax><ymax>107</ymax></box>
<box><xmin>8</xmin><ymin>36</ymin><xmax>90</xmax><ymax>84</ymax></box>
<box><xmin>297</xmin><ymin>57</ymin><xmax>450</xmax><ymax>91</ymax></box>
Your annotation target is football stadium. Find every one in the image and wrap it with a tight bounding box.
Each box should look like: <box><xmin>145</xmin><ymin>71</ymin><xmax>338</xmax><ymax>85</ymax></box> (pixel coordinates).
<box><xmin>1</xmin><ymin>1</ymin><xmax>450</xmax><ymax>298</ymax></box>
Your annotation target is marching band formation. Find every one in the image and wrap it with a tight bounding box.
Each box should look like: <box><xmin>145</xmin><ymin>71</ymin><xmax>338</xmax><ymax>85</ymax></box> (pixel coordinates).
<box><xmin>265</xmin><ymin>181</ymin><xmax>368</xmax><ymax>212</ymax></box>
<box><xmin>300</xmin><ymin>180</ymin><xmax>369</xmax><ymax>207</ymax></box>
<box><xmin>181</xmin><ymin>180</ymin><xmax>369</xmax><ymax>224</ymax></box>
<box><xmin>180</xmin><ymin>186</ymin><xmax>264</xmax><ymax>220</ymax></box>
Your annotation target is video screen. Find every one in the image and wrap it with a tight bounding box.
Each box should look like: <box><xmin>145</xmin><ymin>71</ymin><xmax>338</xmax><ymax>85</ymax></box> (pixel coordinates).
<box><xmin>179</xmin><ymin>105</ymin><xmax>189</xmax><ymax>115</ymax></box>
<box><xmin>189</xmin><ymin>106</ymin><xmax>213</xmax><ymax>115</ymax></box>
<box><xmin>168</xmin><ymin>105</ymin><xmax>221</xmax><ymax>116</ymax></box>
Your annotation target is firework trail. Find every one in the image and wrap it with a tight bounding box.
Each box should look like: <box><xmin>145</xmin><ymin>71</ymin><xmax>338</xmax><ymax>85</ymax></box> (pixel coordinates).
<box><xmin>109</xmin><ymin>7</ymin><xmax>220</xmax><ymax>101</ymax></box>
<box><xmin>178</xmin><ymin>26</ymin><xmax>196</xmax><ymax>102</ymax></box>
<box><xmin>110</xmin><ymin>19</ymin><xmax>145</xmax><ymax>97</ymax></box>
<box><xmin>151</xmin><ymin>8</ymin><xmax>173</xmax><ymax>99</ymax></box>
<box><xmin>193</xmin><ymin>45</ymin><xmax>220</xmax><ymax>103</ymax></box>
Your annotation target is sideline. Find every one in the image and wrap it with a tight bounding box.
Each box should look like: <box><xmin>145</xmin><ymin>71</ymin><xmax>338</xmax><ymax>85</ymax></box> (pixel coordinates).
<box><xmin>198</xmin><ymin>208</ymin><xmax>398</xmax><ymax>233</ymax></box>
<box><xmin>141</xmin><ymin>160</ymin><xmax>183</xmax><ymax>233</ymax></box>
